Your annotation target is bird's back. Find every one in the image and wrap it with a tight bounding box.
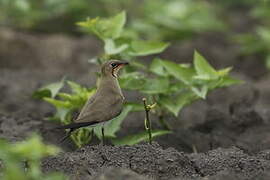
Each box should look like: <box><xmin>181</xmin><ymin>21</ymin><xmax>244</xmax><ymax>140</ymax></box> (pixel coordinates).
<box><xmin>75</xmin><ymin>76</ymin><xmax>124</xmax><ymax>124</ymax></box>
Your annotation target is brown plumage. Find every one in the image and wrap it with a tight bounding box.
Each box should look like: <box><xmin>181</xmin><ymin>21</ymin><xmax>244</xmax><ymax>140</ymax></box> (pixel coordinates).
<box><xmin>56</xmin><ymin>60</ymin><xmax>129</xmax><ymax>142</ymax></box>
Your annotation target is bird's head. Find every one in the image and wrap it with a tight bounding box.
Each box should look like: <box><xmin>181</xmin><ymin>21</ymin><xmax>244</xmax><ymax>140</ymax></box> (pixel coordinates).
<box><xmin>101</xmin><ymin>60</ymin><xmax>129</xmax><ymax>78</ymax></box>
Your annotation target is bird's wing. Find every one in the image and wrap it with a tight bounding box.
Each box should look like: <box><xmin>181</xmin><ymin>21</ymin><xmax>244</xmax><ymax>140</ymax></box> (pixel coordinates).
<box><xmin>75</xmin><ymin>93</ymin><xmax>124</xmax><ymax>123</ymax></box>
<box><xmin>77</xmin><ymin>92</ymin><xmax>97</xmax><ymax>118</ymax></box>
<box><xmin>53</xmin><ymin>121</ymin><xmax>99</xmax><ymax>130</ymax></box>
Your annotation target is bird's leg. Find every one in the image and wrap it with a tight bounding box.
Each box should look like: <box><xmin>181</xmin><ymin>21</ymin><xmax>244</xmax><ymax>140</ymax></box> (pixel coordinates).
<box><xmin>101</xmin><ymin>123</ymin><xmax>105</xmax><ymax>146</ymax></box>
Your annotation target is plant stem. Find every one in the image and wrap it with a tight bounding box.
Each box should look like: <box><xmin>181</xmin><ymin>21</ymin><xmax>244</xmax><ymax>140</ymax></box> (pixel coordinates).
<box><xmin>143</xmin><ymin>98</ymin><xmax>152</xmax><ymax>144</ymax></box>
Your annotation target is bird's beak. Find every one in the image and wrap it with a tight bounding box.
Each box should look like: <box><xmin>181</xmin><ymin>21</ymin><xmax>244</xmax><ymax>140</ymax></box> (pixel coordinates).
<box><xmin>115</xmin><ymin>61</ymin><xmax>129</xmax><ymax>70</ymax></box>
<box><xmin>118</xmin><ymin>61</ymin><xmax>129</xmax><ymax>66</ymax></box>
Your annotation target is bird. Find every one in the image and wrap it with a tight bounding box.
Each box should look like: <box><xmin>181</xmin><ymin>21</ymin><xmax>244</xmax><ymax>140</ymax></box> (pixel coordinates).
<box><xmin>55</xmin><ymin>60</ymin><xmax>129</xmax><ymax>143</ymax></box>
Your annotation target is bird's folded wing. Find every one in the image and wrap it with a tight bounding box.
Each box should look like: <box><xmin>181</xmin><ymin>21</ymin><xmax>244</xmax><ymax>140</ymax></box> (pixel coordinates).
<box><xmin>76</xmin><ymin>94</ymin><xmax>123</xmax><ymax>123</ymax></box>
<box><xmin>53</xmin><ymin>121</ymin><xmax>99</xmax><ymax>130</ymax></box>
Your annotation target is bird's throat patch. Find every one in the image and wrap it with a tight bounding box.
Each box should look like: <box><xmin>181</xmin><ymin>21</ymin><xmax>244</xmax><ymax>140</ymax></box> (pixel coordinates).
<box><xmin>112</xmin><ymin>65</ymin><xmax>123</xmax><ymax>78</ymax></box>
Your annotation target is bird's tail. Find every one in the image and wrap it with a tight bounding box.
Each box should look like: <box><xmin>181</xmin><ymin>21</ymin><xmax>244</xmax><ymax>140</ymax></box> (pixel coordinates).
<box><xmin>48</xmin><ymin>121</ymin><xmax>99</xmax><ymax>144</ymax></box>
<box><xmin>53</xmin><ymin>121</ymin><xmax>99</xmax><ymax>130</ymax></box>
<box><xmin>58</xmin><ymin>129</ymin><xmax>74</xmax><ymax>143</ymax></box>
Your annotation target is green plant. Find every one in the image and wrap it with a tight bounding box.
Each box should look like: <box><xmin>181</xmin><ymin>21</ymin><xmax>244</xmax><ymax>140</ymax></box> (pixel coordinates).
<box><xmin>234</xmin><ymin>0</ymin><xmax>270</xmax><ymax>69</ymax></box>
<box><xmin>0</xmin><ymin>134</ymin><xmax>66</xmax><ymax>180</ymax></box>
<box><xmin>131</xmin><ymin>0</ymin><xmax>226</xmax><ymax>41</ymax></box>
<box><xmin>235</xmin><ymin>27</ymin><xmax>270</xmax><ymax>69</ymax></box>
<box><xmin>0</xmin><ymin>0</ymin><xmax>132</xmax><ymax>32</ymax></box>
<box><xmin>1</xmin><ymin>0</ymin><xmax>227</xmax><ymax>41</ymax></box>
<box><xmin>35</xmin><ymin>11</ymin><xmax>241</xmax><ymax>147</ymax></box>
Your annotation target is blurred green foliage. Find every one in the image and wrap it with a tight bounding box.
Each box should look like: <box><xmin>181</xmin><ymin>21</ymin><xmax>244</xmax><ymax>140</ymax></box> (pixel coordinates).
<box><xmin>234</xmin><ymin>0</ymin><xmax>270</xmax><ymax>69</ymax></box>
<box><xmin>0</xmin><ymin>0</ymin><xmax>225</xmax><ymax>38</ymax></box>
<box><xmin>34</xmin><ymin>12</ymin><xmax>241</xmax><ymax>147</ymax></box>
<box><xmin>0</xmin><ymin>134</ymin><xmax>66</xmax><ymax>180</ymax></box>
<box><xmin>0</xmin><ymin>0</ymin><xmax>131</xmax><ymax>32</ymax></box>
<box><xmin>131</xmin><ymin>0</ymin><xmax>226</xmax><ymax>41</ymax></box>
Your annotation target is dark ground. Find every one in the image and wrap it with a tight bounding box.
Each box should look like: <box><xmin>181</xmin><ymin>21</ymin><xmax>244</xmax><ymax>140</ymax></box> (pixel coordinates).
<box><xmin>1</xmin><ymin>27</ymin><xmax>270</xmax><ymax>179</ymax></box>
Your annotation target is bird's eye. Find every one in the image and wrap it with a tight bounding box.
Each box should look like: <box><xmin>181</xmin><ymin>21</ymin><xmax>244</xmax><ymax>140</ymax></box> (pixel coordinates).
<box><xmin>111</xmin><ymin>63</ymin><xmax>117</xmax><ymax>67</ymax></box>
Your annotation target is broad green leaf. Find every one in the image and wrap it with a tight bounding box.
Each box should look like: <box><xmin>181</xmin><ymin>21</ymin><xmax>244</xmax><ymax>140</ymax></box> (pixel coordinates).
<box><xmin>54</xmin><ymin>107</ymin><xmax>70</xmax><ymax>122</ymax></box>
<box><xmin>58</xmin><ymin>91</ymin><xmax>91</xmax><ymax>109</ymax></box>
<box><xmin>33</xmin><ymin>78</ymin><xmax>65</xmax><ymax>99</ymax></box>
<box><xmin>217</xmin><ymin>67</ymin><xmax>232</xmax><ymax>76</ymax></box>
<box><xmin>149</xmin><ymin>58</ymin><xmax>169</xmax><ymax>76</ymax></box>
<box><xmin>77</xmin><ymin>17</ymin><xmax>100</xmax><ymax>37</ymax></box>
<box><xmin>112</xmin><ymin>130</ymin><xmax>171</xmax><ymax>145</ymax></box>
<box><xmin>219</xmin><ymin>76</ymin><xmax>243</xmax><ymax>87</ymax></box>
<box><xmin>104</xmin><ymin>39</ymin><xmax>128</xmax><ymax>55</ymax></box>
<box><xmin>161</xmin><ymin>60</ymin><xmax>195</xmax><ymax>85</ymax></box>
<box><xmin>44</xmin><ymin>97</ymin><xmax>72</xmax><ymax>122</ymax></box>
<box><xmin>44</xmin><ymin>98</ymin><xmax>71</xmax><ymax>109</ymax></box>
<box><xmin>12</xmin><ymin>134</ymin><xmax>60</xmax><ymax>160</ymax></box>
<box><xmin>130</xmin><ymin>61</ymin><xmax>147</xmax><ymax>71</ymax></box>
<box><xmin>3</xmin><ymin>166</ymin><xmax>27</xmax><ymax>180</ymax></box>
<box><xmin>128</xmin><ymin>40</ymin><xmax>169</xmax><ymax>56</ymax></box>
<box><xmin>168</xmin><ymin>82</ymin><xmax>186</xmax><ymax>93</ymax></box>
<box><xmin>190</xmin><ymin>85</ymin><xmax>208</xmax><ymax>99</ymax></box>
<box><xmin>194</xmin><ymin>51</ymin><xmax>218</xmax><ymax>80</ymax></box>
<box><xmin>119</xmin><ymin>72</ymin><xmax>146</xmax><ymax>90</ymax></box>
<box><xmin>141</xmin><ymin>77</ymin><xmax>170</xmax><ymax>94</ymax></box>
<box><xmin>93</xmin><ymin>105</ymin><xmax>133</xmax><ymax>139</ymax></box>
<box><xmin>67</xmin><ymin>81</ymin><xmax>86</xmax><ymax>94</ymax></box>
<box><xmin>160</xmin><ymin>92</ymin><xmax>197</xmax><ymax>116</ymax></box>
<box><xmin>57</xmin><ymin>93</ymin><xmax>73</xmax><ymax>101</ymax></box>
<box><xmin>257</xmin><ymin>27</ymin><xmax>270</xmax><ymax>44</ymax></box>
<box><xmin>77</xmin><ymin>11</ymin><xmax>126</xmax><ymax>40</ymax></box>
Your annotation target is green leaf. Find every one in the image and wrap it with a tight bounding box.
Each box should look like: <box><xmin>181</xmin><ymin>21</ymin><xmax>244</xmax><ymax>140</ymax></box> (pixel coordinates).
<box><xmin>141</xmin><ymin>77</ymin><xmax>170</xmax><ymax>94</ymax></box>
<box><xmin>12</xmin><ymin>134</ymin><xmax>60</xmax><ymax>160</ymax></box>
<box><xmin>160</xmin><ymin>92</ymin><xmax>197</xmax><ymax>116</ymax></box>
<box><xmin>33</xmin><ymin>78</ymin><xmax>65</xmax><ymax>99</ymax></box>
<box><xmin>43</xmin><ymin>98</ymin><xmax>71</xmax><ymax>109</ymax></box>
<box><xmin>0</xmin><ymin>134</ymin><xmax>63</xmax><ymax>180</ymax></box>
<box><xmin>257</xmin><ymin>27</ymin><xmax>270</xmax><ymax>44</ymax></box>
<box><xmin>71</xmin><ymin>128</ymin><xmax>92</xmax><ymax>147</ymax></box>
<box><xmin>77</xmin><ymin>11</ymin><xmax>126</xmax><ymax>40</ymax></box>
<box><xmin>217</xmin><ymin>67</ymin><xmax>232</xmax><ymax>76</ymax></box>
<box><xmin>55</xmin><ymin>107</ymin><xmax>70</xmax><ymax>122</ymax></box>
<box><xmin>93</xmin><ymin>105</ymin><xmax>133</xmax><ymax>139</ymax></box>
<box><xmin>168</xmin><ymin>82</ymin><xmax>186</xmax><ymax>93</ymax></box>
<box><xmin>194</xmin><ymin>51</ymin><xmax>218</xmax><ymax>80</ymax></box>
<box><xmin>149</xmin><ymin>58</ymin><xmax>169</xmax><ymax>76</ymax></box>
<box><xmin>67</xmin><ymin>81</ymin><xmax>86</xmax><ymax>94</ymax></box>
<box><xmin>161</xmin><ymin>60</ymin><xmax>195</xmax><ymax>85</ymax></box>
<box><xmin>104</xmin><ymin>39</ymin><xmax>128</xmax><ymax>55</ymax></box>
<box><xmin>219</xmin><ymin>76</ymin><xmax>244</xmax><ymax>87</ymax></box>
<box><xmin>190</xmin><ymin>86</ymin><xmax>208</xmax><ymax>99</ymax></box>
<box><xmin>119</xmin><ymin>72</ymin><xmax>146</xmax><ymax>90</ymax></box>
<box><xmin>57</xmin><ymin>93</ymin><xmax>73</xmax><ymax>101</ymax></box>
<box><xmin>112</xmin><ymin>130</ymin><xmax>171</xmax><ymax>145</ymax></box>
<box><xmin>43</xmin><ymin>173</ymin><xmax>67</xmax><ymax>180</ymax></box>
<box><xmin>130</xmin><ymin>61</ymin><xmax>147</xmax><ymax>71</ymax></box>
<box><xmin>128</xmin><ymin>40</ymin><xmax>169</xmax><ymax>56</ymax></box>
